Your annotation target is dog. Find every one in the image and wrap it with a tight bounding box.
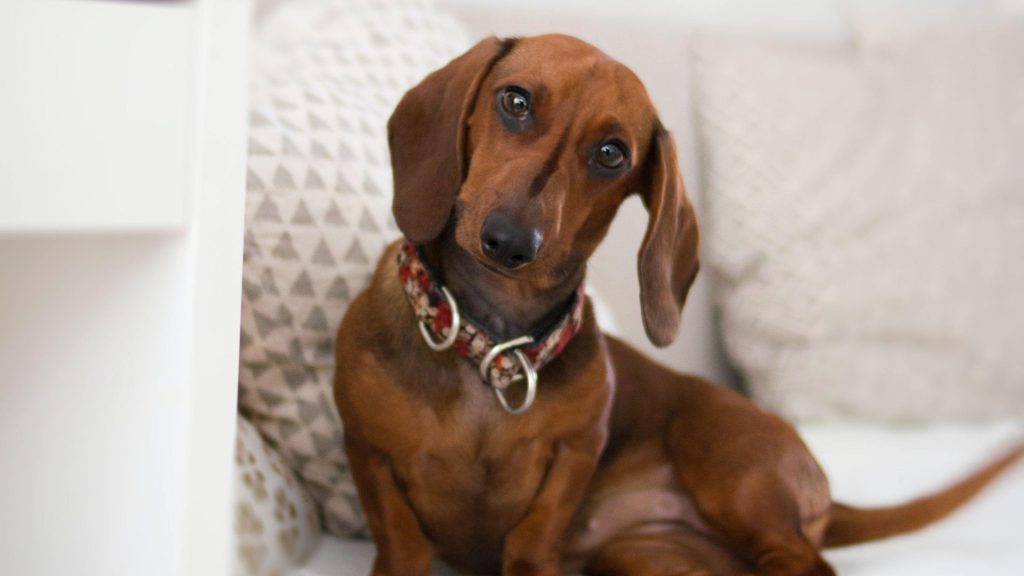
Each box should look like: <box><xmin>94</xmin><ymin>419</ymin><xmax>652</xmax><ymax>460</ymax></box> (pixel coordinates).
<box><xmin>333</xmin><ymin>34</ymin><xmax>1023</xmax><ymax>576</ymax></box>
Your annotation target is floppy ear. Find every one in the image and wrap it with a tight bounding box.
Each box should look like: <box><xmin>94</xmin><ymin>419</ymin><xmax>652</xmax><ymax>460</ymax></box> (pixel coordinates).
<box><xmin>637</xmin><ymin>124</ymin><xmax>700</xmax><ymax>348</ymax></box>
<box><xmin>388</xmin><ymin>36</ymin><xmax>513</xmax><ymax>244</ymax></box>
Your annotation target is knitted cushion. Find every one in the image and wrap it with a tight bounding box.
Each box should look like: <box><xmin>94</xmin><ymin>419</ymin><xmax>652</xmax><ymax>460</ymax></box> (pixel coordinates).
<box><xmin>692</xmin><ymin>15</ymin><xmax>1024</xmax><ymax>422</ymax></box>
<box><xmin>233</xmin><ymin>416</ymin><xmax>320</xmax><ymax>576</ymax></box>
<box><xmin>240</xmin><ymin>0</ymin><xmax>470</xmax><ymax>536</ymax></box>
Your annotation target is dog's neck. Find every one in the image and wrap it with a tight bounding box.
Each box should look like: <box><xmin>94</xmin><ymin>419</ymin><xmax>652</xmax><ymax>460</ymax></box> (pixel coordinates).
<box><xmin>423</xmin><ymin>231</ymin><xmax>585</xmax><ymax>342</ymax></box>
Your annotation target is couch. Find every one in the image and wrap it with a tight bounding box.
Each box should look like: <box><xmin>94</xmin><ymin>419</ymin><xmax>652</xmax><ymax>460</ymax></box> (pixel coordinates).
<box><xmin>237</xmin><ymin>1</ymin><xmax>1024</xmax><ymax>574</ymax></box>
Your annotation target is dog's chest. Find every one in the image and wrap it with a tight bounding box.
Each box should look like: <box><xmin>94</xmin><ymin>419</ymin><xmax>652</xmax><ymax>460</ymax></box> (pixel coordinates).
<box><xmin>406</xmin><ymin>362</ymin><xmax>552</xmax><ymax>494</ymax></box>
<box><xmin>395</xmin><ymin>363</ymin><xmax>556</xmax><ymax>561</ymax></box>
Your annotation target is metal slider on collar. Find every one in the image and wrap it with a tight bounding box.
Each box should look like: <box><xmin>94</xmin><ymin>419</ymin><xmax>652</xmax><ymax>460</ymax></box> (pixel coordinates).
<box><xmin>479</xmin><ymin>335</ymin><xmax>537</xmax><ymax>415</ymax></box>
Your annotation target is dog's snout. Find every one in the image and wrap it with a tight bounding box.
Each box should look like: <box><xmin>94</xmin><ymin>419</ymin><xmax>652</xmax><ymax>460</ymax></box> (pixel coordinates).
<box><xmin>480</xmin><ymin>212</ymin><xmax>542</xmax><ymax>269</ymax></box>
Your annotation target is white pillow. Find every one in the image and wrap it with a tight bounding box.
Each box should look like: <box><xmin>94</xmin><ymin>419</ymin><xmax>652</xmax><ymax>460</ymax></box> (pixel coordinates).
<box><xmin>692</xmin><ymin>15</ymin><xmax>1024</xmax><ymax>421</ymax></box>
<box><xmin>240</xmin><ymin>0</ymin><xmax>470</xmax><ymax>536</ymax></box>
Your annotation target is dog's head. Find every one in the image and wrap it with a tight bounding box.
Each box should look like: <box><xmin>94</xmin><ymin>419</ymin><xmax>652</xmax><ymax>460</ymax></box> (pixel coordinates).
<box><xmin>388</xmin><ymin>34</ymin><xmax>699</xmax><ymax>347</ymax></box>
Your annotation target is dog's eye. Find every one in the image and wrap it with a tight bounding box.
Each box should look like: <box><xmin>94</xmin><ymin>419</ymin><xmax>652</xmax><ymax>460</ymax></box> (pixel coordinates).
<box><xmin>500</xmin><ymin>87</ymin><xmax>531</xmax><ymax>120</ymax></box>
<box><xmin>596</xmin><ymin>141</ymin><xmax>627</xmax><ymax>170</ymax></box>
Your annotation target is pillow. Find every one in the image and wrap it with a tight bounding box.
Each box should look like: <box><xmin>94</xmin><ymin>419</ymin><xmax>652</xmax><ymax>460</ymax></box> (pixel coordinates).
<box><xmin>234</xmin><ymin>415</ymin><xmax>320</xmax><ymax>576</ymax></box>
<box><xmin>240</xmin><ymin>0</ymin><xmax>470</xmax><ymax>536</ymax></box>
<box><xmin>691</xmin><ymin>14</ymin><xmax>1024</xmax><ymax>422</ymax></box>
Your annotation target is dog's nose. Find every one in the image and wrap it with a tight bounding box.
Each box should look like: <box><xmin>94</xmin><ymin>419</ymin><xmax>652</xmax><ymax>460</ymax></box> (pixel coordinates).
<box><xmin>480</xmin><ymin>212</ymin><xmax>542</xmax><ymax>269</ymax></box>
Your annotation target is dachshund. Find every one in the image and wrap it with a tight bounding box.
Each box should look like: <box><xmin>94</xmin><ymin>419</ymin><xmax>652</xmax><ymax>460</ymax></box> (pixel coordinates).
<box><xmin>333</xmin><ymin>34</ymin><xmax>1023</xmax><ymax>576</ymax></box>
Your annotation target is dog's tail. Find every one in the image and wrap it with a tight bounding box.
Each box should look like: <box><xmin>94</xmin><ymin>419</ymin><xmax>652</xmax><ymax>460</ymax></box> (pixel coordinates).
<box><xmin>822</xmin><ymin>441</ymin><xmax>1024</xmax><ymax>548</ymax></box>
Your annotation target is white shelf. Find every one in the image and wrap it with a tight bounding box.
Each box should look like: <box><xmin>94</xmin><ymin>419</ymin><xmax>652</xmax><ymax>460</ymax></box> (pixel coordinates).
<box><xmin>0</xmin><ymin>1</ymin><xmax>250</xmax><ymax>575</ymax></box>
<box><xmin>0</xmin><ymin>0</ymin><xmax>195</xmax><ymax>233</ymax></box>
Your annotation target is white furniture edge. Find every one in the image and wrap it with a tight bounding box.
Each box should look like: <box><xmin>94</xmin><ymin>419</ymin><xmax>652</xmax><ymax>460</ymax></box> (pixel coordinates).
<box><xmin>179</xmin><ymin>1</ymin><xmax>251</xmax><ymax>575</ymax></box>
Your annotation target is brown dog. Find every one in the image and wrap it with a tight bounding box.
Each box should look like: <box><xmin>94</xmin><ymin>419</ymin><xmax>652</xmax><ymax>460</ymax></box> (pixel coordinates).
<box><xmin>333</xmin><ymin>34</ymin><xmax>1023</xmax><ymax>576</ymax></box>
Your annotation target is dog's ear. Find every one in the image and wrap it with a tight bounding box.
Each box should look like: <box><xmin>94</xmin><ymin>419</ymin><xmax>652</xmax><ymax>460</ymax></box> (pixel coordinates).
<box><xmin>636</xmin><ymin>124</ymin><xmax>700</xmax><ymax>348</ymax></box>
<box><xmin>388</xmin><ymin>36</ymin><xmax>513</xmax><ymax>244</ymax></box>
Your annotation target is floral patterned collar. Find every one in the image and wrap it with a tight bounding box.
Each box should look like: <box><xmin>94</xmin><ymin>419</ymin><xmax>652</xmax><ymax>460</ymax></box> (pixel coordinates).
<box><xmin>396</xmin><ymin>241</ymin><xmax>585</xmax><ymax>414</ymax></box>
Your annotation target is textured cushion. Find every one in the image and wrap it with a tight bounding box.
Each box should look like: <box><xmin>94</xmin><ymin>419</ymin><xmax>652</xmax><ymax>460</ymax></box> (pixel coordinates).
<box><xmin>692</xmin><ymin>14</ymin><xmax>1024</xmax><ymax>421</ymax></box>
<box><xmin>234</xmin><ymin>416</ymin><xmax>320</xmax><ymax>576</ymax></box>
<box><xmin>239</xmin><ymin>0</ymin><xmax>470</xmax><ymax>536</ymax></box>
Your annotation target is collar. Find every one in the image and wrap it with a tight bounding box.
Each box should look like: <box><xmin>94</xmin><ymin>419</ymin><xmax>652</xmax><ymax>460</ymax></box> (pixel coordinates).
<box><xmin>396</xmin><ymin>241</ymin><xmax>585</xmax><ymax>414</ymax></box>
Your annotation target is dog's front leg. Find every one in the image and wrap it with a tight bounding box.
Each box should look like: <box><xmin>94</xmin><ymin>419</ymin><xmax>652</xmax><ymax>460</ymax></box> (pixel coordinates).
<box><xmin>345</xmin><ymin>438</ymin><xmax>433</xmax><ymax>576</ymax></box>
<box><xmin>503</xmin><ymin>431</ymin><xmax>605</xmax><ymax>576</ymax></box>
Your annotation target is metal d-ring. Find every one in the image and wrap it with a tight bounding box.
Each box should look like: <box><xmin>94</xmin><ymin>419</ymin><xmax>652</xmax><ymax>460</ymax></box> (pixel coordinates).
<box><xmin>418</xmin><ymin>286</ymin><xmax>461</xmax><ymax>351</ymax></box>
<box><xmin>493</xmin><ymin>350</ymin><xmax>538</xmax><ymax>415</ymax></box>
<box><xmin>479</xmin><ymin>335</ymin><xmax>538</xmax><ymax>415</ymax></box>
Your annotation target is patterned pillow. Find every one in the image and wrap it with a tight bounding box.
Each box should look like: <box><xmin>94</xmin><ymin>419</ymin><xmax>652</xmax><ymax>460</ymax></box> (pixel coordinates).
<box><xmin>234</xmin><ymin>415</ymin><xmax>320</xmax><ymax>576</ymax></box>
<box><xmin>692</xmin><ymin>15</ymin><xmax>1024</xmax><ymax>422</ymax></box>
<box><xmin>240</xmin><ymin>0</ymin><xmax>470</xmax><ymax>536</ymax></box>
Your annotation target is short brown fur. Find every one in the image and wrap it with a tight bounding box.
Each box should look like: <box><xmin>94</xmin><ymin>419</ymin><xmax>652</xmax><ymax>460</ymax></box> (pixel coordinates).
<box><xmin>334</xmin><ymin>35</ymin><xmax>1022</xmax><ymax>576</ymax></box>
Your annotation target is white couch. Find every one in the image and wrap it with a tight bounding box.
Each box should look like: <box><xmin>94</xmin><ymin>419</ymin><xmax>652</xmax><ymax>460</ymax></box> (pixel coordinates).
<box><xmin>257</xmin><ymin>1</ymin><xmax>1024</xmax><ymax>573</ymax></box>
<box><xmin>296</xmin><ymin>422</ymin><xmax>1024</xmax><ymax>575</ymax></box>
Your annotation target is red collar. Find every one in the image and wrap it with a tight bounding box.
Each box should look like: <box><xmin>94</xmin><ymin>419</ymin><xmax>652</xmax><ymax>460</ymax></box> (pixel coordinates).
<box><xmin>397</xmin><ymin>241</ymin><xmax>585</xmax><ymax>413</ymax></box>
